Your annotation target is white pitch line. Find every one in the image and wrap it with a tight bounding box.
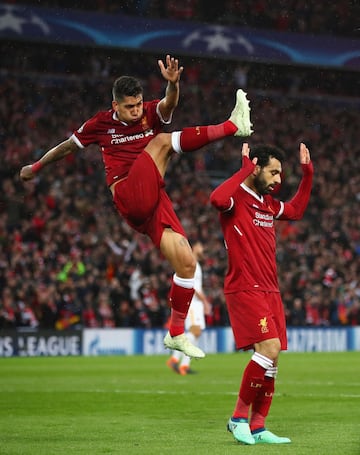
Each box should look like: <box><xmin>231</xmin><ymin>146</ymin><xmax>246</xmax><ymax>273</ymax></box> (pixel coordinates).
<box><xmin>85</xmin><ymin>389</ymin><xmax>360</xmax><ymax>398</ymax></box>
<box><xmin>1</xmin><ymin>388</ymin><xmax>359</xmax><ymax>398</ymax></box>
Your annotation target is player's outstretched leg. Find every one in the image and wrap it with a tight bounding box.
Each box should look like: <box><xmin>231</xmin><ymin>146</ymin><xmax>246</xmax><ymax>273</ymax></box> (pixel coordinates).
<box><xmin>252</xmin><ymin>429</ymin><xmax>291</xmax><ymax>444</ymax></box>
<box><xmin>164</xmin><ymin>332</ymin><xmax>205</xmax><ymax>359</ymax></box>
<box><xmin>163</xmin><ymin>88</ymin><xmax>253</xmax><ymax>155</ymax></box>
<box><xmin>229</xmin><ymin>89</ymin><xmax>253</xmax><ymax>137</ymax></box>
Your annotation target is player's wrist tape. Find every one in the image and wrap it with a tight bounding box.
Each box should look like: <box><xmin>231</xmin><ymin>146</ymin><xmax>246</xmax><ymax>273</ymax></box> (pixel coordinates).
<box><xmin>31</xmin><ymin>161</ymin><xmax>43</xmax><ymax>173</ymax></box>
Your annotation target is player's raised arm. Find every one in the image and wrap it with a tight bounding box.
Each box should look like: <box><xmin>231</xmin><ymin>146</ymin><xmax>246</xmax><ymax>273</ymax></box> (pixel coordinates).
<box><xmin>279</xmin><ymin>143</ymin><xmax>313</xmax><ymax>220</ymax></box>
<box><xmin>210</xmin><ymin>143</ymin><xmax>257</xmax><ymax>212</ymax></box>
<box><xmin>19</xmin><ymin>138</ymin><xmax>79</xmax><ymax>181</ymax></box>
<box><xmin>157</xmin><ymin>54</ymin><xmax>184</xmax><ymax>122</ymax></box>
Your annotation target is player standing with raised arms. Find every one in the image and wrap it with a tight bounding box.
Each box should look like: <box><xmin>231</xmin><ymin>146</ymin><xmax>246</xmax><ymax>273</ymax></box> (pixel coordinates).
<box><xmin>211</xmin><ymin>142</ymin><xmax>313</xmax><ymax>444</ymax></box>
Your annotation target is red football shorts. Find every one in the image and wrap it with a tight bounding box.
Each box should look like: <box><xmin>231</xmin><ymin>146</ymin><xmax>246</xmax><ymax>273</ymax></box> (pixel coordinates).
<box><xmin>226</xmin><ymin>290</ymin><xmax>287</xmax><ymax>351</ymax></box>
<box><xmin>113</xmin><ymin>151</ymin><xmax>186</xmax><ymax>248</ymax></box>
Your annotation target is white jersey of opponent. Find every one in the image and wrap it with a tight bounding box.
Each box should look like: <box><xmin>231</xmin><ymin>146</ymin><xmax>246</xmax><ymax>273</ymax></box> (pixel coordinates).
<box><xmin>185</xmin><ymin>261</ymin><xmax>206</xmax><ymax>330</ymax></box>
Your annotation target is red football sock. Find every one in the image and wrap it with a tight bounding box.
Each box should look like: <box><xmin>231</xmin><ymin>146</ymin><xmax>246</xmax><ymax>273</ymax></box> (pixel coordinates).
<box><xmin>249</xmin><ymin>411</ymin><xmax>265</xmax><ymax>431</ymax></box>
<box><xmin>250</xmin><ymin>376</ymin><xmax>275</xmax><ymax>432</ymax></box>
<box><xmin>179</xmin><ymin>121</ymin><xmax>237</xmax><ymax>152</ymax></box>
<box><xmin>168</xmin><ymin>281</ymin><xmax>194</xmax><ymax>337</ymax></box>
<box><xmin>233</xmin><ymin>360</ymin><xmax>266</xmax><ymax>419</ymax></box>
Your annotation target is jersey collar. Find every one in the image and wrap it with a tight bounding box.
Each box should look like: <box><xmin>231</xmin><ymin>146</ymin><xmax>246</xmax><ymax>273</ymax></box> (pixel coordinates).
<box><xmin>240</xmin><ymin>182</ymin><xmax>264</xmax><ymax>203</ymax></box>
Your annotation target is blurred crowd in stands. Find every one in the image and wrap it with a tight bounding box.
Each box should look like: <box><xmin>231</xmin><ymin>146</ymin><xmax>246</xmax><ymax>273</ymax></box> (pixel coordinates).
<box><xmin>6</xmin><ymin>0</ymin><xmax>359</xmax><ymax>38</ymax></box>
<box><xmin>0</xmin><ymin>40</ymin><xmax>359</xmax><ymax>331</ymax></box>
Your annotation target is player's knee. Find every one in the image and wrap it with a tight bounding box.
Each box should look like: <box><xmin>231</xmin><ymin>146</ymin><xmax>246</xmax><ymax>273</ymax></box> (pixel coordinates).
<box><xmin>177</xmin><ymin>253</ymin><xmax>196</xmax><ymax>278</ymax></box>
<box><xmin>256</xmin><ymin>338</ymin><xmax>281</xmax><ymax>361</ymax></box>
<box><xmin>267</xmin><ymin>341</ymin><xmax>281</xmax><ymax>360</ymax></box>
<box><xmin>186</xmin><ymin>254</ymin><xmax>197</xmax><ymax>276</ymax></box>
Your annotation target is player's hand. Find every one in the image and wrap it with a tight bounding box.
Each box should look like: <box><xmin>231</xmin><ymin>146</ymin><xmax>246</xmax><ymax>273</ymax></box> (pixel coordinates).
<box><xmin>20</xmin><ymin>165</ymin><xmax>35</xmax><ymax>181</ymax></box>
<box><xmin>299</xmin><ymin>142</ymin><xmax>311</xmax><ymax>164</ymax></box>
<box><xmin>241</xmin><ymin>143</ymin><xmax>257</xmax><ymax>165</ymax></box>
<box><xmin>158</xmin><ymin>55</ymin><xmax>184</xmax><ymax>84</ymax></box>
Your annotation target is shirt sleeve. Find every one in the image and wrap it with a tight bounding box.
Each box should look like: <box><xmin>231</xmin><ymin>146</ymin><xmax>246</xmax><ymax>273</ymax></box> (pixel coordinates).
<box><xmin>210</xmin><ymin>156</ymin><xmax>255</xmax><ymax>212</ymax></box>
<box><xmin>71</xmin><ymin>115</ymin><xmax>100</xmax><ymax>148</ymax></box>
<box><xmin>156</xmin><ymin>99</ymin><xmax>173</xmax><ymax>125</ymax></box>
<box><xmin>278</xmin><ymin>162</ymin><xmax>314</xmax><ymax>220</ymax></box>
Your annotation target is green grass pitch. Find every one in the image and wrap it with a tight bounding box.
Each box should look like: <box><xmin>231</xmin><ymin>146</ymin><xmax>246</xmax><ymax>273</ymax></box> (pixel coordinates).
<box><xmin>0</xmin><ymin>351</ymin><xmax>359</xmax><ymax>454</ymax></box>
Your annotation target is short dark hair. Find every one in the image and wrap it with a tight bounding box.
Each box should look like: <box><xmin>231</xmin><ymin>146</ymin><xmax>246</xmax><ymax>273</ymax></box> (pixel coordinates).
<box><xmin>112</xmin><ymin>76</ymin><xmax>143</xmax><ymax>101</ymax></box>
<box><xmin>249</xmin><ymin>144</ymin><xmax>285</xmax><ymax>167</ymax></box>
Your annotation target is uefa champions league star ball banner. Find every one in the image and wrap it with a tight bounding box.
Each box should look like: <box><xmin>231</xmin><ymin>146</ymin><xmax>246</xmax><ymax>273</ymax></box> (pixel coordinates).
<box><xmin>0</xmin><ymin>3</ymin><xmax>359</xmax><ymax>70</ymax></box>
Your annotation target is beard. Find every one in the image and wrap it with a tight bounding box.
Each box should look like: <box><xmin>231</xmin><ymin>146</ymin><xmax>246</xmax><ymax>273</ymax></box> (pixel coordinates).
<box><xmin>253</xmin><ymin>174</ymin><xmax>273</xmax><ymax>195</ymax></box>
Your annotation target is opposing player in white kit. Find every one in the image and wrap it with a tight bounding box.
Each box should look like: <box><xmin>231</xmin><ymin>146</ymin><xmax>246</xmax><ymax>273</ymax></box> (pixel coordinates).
<box><xmin>167</xmin><ymin>242</ymin><xmax>210</xmax><ymax>375</ymax></box>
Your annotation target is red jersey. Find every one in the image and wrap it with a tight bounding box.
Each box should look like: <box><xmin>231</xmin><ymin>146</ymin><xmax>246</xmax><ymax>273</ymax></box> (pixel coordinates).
<box><xmin>211</xmin><ymin>160</ymin><xmax>313</xmax><ymax>294</ymax></box>
<box><xmin>220</xmin><ymin>184</ymin><xmax>282</xmax><ymax>293</ymax></box>
<box><xmin>71</xmin><ymin>100</ymin><xmax>164</xmax><ymax>186</ymax></box>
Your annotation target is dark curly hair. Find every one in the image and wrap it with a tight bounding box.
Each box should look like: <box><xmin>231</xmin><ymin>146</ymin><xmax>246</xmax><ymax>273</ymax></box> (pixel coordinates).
<box><xmin>112</xmin><ymin>76</ymin><xmax>143</xmax><ymax>101</ymax></box>
<box><xmin>249</xmin><ymin>144</ymin><xmax>285</xmax><ymax>167</ymax></box>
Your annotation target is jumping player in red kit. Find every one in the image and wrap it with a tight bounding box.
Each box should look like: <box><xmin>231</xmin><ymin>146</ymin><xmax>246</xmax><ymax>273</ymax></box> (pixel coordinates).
<box><xmin>20</xmin><ymin>55</ymin><xmax>253</xmax><ymax>359</ymax></box>
<box><xmin>210</xmin><ymin>142</ymin><xmax>313</xmax><ymax>444</ymax></box>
